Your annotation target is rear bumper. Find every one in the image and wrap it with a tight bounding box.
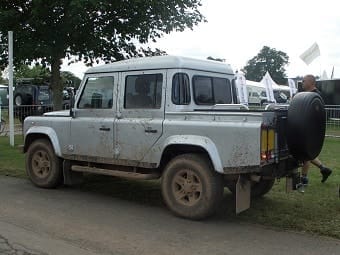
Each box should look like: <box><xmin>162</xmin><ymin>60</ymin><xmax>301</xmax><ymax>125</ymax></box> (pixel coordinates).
<box><xmin>260</xmin><ymin>156</ymin><xmax>299</xmax><ymax>177</ymax></box>
<box><xmin>223</xmin><ymin>157</ymin><xmax>299</xmax><ymax>177</ymax></box>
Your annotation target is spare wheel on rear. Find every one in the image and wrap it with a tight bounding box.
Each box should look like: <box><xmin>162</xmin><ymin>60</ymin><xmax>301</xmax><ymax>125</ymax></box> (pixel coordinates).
<box><xmin>286</xmin><ymin>92</ymin><xmax>326</xmax><ymax>161</ymax></box>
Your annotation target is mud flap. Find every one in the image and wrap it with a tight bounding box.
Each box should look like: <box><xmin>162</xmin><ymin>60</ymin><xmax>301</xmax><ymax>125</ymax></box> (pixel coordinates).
<box><xmin>235</xmin><ymin>175</ymin><xmax>251</xmax><ymax>214</ymax></box>
<box><xmin>286</xmin><ymin>177</ymin><xmax>294</xmax><ymax>193</ymax></box>
<box><xmin>63</xmin><ymin>160</ymin><xmax>83</xmax><ymax>186</ymax></box>
<box><xmin>286</xmin><ymin>171</ymin><xmax>303</xmax><ymax>193</ymax></box>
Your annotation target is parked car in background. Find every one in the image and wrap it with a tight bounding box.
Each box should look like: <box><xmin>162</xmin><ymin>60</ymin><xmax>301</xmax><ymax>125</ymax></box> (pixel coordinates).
<box><xmin>298</xmin><ymin>79</ymin><xmax>340</xmax><ymax>105</ymax></box>
<box><xmin>246</xmin><ymin>80</ymin><xmax>267</xmax><ymax>105</ymax></box>
<box><xmin>0</xmin><ymin>84</ymin><xmax>9</xmax><ymax>106</ymax></box>
<box><xmin>14</xmin><ymin>79</ymin><xmax>70</xmax><ymax>122</ymax></box>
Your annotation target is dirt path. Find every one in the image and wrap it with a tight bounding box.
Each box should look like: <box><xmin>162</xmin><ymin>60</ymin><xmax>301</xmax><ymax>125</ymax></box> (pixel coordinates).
<box><xmin>0</xmin><ymin>176</ymin><xmax>339</xmax><ymax>255</ymax></box>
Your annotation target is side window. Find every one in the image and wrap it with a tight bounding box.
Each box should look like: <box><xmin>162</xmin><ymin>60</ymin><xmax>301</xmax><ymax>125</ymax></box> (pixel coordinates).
<box><xmin>78</xmin><ymin>76</ymin><xmax>114</xmax><ymax>109</ymax></box>
<box><xmin>193</xmin><ymin>76</ymin><xmax>213</xmax><ymax>104</ymax></box>
<box><xmin>213</xmin><ymin>77</ymin><xmax>232</xmax><ymax>104</ymax></box>
<box><xmin>193</xmin><ymin>76</ymin><xmax>232</xmax><ymax>105</ymax></box>
<box><xmin>172</xmin><ymin>73</ymin><xmax>190</xmax><ymax>105</ymax></box>
<box><xmin>124</xmin><ymin>74</ymin><xmax>162</xmax><ymax>109</ymax></box>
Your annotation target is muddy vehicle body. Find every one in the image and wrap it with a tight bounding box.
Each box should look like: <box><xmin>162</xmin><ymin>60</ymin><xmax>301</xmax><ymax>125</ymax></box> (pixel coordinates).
<box><xmin>23</xmin><ymin>56</ymin><xmax>325</xmax><ymax>219</ymax></box>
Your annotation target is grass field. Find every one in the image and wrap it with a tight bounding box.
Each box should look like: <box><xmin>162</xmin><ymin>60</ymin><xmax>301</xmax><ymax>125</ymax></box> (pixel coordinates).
<box><xmin>0</xmin><ymin>136</ymin><xmax>339</xmax><ymax>239</ymax></box>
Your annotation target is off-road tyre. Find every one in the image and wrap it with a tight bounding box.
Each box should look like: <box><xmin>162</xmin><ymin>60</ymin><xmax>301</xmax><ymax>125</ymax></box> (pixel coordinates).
<box><xmin>161</xmin><ymin>153</ymin><xmax>224</xmax><ymax>220</ymax></box>
<box><xmin>26</xmin><ymin>139</ymin><xmax>63</xmax><ymax>188</ymax></box>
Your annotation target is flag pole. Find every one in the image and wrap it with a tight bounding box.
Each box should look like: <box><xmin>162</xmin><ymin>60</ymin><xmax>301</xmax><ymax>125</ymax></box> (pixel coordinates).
<box><xmin>318</xmin><ymin>48</ymin><xmax>322</xmax><ymax>79</ymax></box>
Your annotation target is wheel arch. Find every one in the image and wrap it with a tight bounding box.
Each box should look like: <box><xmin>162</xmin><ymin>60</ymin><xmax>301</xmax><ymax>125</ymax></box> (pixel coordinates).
<box><xmin>24</xmin><ymin>127</ymin><xmax>62</xmax><ymax>157</ymax></box>
<box><xmin>159</xmin><ymin>135</ymin><xmax>223</xmax><ymax>173</ymax></box>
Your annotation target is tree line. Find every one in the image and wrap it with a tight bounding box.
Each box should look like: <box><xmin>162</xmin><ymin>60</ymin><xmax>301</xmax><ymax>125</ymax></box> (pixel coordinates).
<box><xmin>0</xmin><ymin>0</ymin><xmax>291</xmax><ymax>109</ymax></box>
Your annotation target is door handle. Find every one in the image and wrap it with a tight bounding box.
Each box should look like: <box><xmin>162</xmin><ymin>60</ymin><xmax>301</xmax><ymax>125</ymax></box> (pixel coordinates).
<box><xmin>99</xmin><ymin>127</ymin><xmax>111</xmax><ymax>131</ymax></box>
<box><xmin>145</xmin><ymin>128</ymin><xmax>157</xmax><ymax>133</ymax></box>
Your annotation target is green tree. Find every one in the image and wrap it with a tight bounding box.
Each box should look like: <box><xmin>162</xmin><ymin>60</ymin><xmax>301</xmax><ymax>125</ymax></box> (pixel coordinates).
<box><xmin>61</xmin><ymin>71</ymin><xmax>81</xmax><ymax>88</ymax></box>
<box><xmin>242</xmin><ymin>46</ymin><xmax>289</xmax><ymax>84</ymax></box>
<box><xmin>14</xmin><ymin>65</ymin><xmax>80</xmax><ymax>88</ymax></box>
<box><xmin>15</xmin><ymin>64</ymin><xmax>51</xmax><ymax>83</ymax></box>
<box><xmin>0</xmin><ymin>0</ymin><xmax>205</xmax><ymax>109</ymax></box>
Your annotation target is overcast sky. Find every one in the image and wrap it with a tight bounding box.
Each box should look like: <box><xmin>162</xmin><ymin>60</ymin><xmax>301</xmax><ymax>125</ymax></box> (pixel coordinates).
<box><xmin>62</xmin><ymin>0</ymin><xmax>340</xmax><ymax>82</ymax></box>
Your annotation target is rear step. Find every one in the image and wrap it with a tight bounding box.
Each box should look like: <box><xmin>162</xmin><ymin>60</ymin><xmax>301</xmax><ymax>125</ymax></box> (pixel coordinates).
<box><xmin>71</xmin><ymin>165</ymin><xmax>160</xmax><ymax>180</ymax></box>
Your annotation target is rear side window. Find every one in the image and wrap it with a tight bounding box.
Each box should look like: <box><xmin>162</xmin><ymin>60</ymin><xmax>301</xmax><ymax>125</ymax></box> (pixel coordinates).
<box><xmin>172</xmin><ymin>73</ymin><xmax>190</xmax><ymax>105</ymax></box>
<box><xmin>125</xmin><ymin>74</ymin><xmax>162</xmax><ymax>109</ymax></box>
<box><xmin>193</xmin><ymin>76</ymin><xmax>232</xmax><ymax>105</ymax></box>
<box><xmin>38</xmin><ymin>86</ymin><xmax>51</xmax><ymax>101</ymax></box>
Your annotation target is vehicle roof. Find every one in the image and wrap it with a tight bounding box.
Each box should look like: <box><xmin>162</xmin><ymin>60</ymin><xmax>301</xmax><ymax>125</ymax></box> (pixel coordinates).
<box><xmin>16</xmin><ymin>83</ymin><xmax>49</xmax><ymax>87</ymax></box>
<box><xmin>85</xmin><ymin>55</ymin><xmax>234</xmax><ymax>75</ymax></box>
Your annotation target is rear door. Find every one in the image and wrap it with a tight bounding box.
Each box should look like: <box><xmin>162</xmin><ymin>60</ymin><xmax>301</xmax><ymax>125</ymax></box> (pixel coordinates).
<box><xmin>115</xmin><ymin>71</ymin><xmax>165</xmax><ymax>164</ymax></box>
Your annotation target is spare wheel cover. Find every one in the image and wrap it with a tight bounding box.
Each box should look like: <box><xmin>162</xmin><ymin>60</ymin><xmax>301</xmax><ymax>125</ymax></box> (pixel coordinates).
<box><xmin>286</xmin><ymin>92</ymin><xmax>326</xmax><ymax>161</ymax></box>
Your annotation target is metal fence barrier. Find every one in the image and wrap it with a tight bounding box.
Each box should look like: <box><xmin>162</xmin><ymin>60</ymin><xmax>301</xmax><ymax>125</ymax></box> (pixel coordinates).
<box><xmin>325</xmin><ymin>105</ymin><xmax>340</xmax><ymax>137</ymax></box>
<box><xmin>0</xmin><ymin>104</ymin><xmax>57</xmax><ymax>136</ymax></box>
<box><xmin>1</xmin><ymin>104</ymin><xmax>340</xmax><ymax>137</ymax></box>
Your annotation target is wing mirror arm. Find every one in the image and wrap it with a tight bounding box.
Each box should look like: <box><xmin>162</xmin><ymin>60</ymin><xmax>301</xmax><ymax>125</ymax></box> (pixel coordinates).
<box><xmin>70</xmin><ymin>91</ymin><xmax>75</xmax><ymax>118</ymax></box>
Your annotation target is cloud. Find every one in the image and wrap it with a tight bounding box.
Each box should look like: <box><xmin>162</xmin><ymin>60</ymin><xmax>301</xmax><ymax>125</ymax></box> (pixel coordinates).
<box><xmin>152</xmin><ymin>0</ymin><xmax>340</xmax><ymax>79</ymax></box>
<box><xmin>62</xmin><ymin>0</ymin><xmax>340</xmax><ymax>80</ymax></box>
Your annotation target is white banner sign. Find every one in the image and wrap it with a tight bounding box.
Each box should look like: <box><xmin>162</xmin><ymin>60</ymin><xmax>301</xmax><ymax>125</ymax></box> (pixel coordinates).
<box><xmin>235</xmin><ymin>73</ymin><xmax>248</xmax><ymax>105</ymax></box>
<box><xmin>261</xmin><ymin>71</ymin><xmax>276</xmax><ymax>103</ymax></box>
<box><xmin>287</xmin><ymin>79</ymin><xmax>297</xmax><ymax>98</ymax></box>
<box><xmin>300</xmin><ymin>42</ymin><xmax>320</xmax><ymax>65</ymax></box>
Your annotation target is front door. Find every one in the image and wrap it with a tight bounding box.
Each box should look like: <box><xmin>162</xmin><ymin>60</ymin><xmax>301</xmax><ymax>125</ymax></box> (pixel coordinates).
<box><xmin>70</xmin><ymin>73</ymin><xmax>118</xmax><ymax>161</ymax></box>
<box><xmin>115</xmin><ymin>71</ymin><xmax>165</xmax><ymax>165</ymax></box>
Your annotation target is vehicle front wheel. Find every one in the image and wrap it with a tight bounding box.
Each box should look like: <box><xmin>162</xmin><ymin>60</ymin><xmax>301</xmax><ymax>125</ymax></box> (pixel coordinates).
<box><xmin>161</xmin><ymin>153</ymin><xmax>223</xmax><ymax>220</ymax></box>
<box><xmin>26</xmin><ymin>139</ymin><xmax>63</xmax><ymax>188</ymax></box>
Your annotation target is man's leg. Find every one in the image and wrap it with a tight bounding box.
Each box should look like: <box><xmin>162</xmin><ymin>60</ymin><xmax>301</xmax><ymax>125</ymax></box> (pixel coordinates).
<box><xmin>301</xmin><ymin>161</ymin><xmax>310</xmax><ymax>185</ymax></box>
<box><xmin>311</xmin><ymin>158</ymin><xmax>332</xmax><ymax>183</ymax></box>
<box><xmin>310</xmin><ymin>158</ymin><xmax>322</xmax><ymax>168</ymax></box>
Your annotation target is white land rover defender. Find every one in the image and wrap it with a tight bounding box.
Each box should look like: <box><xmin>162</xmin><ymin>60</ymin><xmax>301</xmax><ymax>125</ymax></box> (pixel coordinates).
<box><xmin>23</xmin><ymin>56</ymin><xmax>326</xmax><ymax>219</ymax></box>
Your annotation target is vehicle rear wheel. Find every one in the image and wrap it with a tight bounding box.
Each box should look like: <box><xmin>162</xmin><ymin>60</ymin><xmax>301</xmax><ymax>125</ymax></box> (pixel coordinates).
<box><xmin>14</xmin><ymin>94</ymin><xmax>23</xmax><ymax>106</ymax></box>
<box><xmin>226</xmin><ymin>177</ymin><xmax>275</xmax><ymax>198</ymax></box>
<box><xmin>26</xmin><ymin>139</ymin><xmax>63</xmax><ymax>188</ymax></box>
<box><xmin>250</xmin><ymin>178</ymin><xmax>275</xmax><ymax>198</ymax></box>
<box><xmin>161</xmin><ymin>153</ymin><xmax>223</xmax><ymax>220</ymax></box>
<box><xmin>14</xmin><ymin>93</ymin><xmax>32</xmax><ymax>106</ymax></box>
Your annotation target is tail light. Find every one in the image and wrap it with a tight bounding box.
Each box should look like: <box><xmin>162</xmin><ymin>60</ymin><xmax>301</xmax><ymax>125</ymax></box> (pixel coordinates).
<box><xmin>261</xmin><ymin>125</ymin><xmax>275</xmax><ymax>162</ymax></box>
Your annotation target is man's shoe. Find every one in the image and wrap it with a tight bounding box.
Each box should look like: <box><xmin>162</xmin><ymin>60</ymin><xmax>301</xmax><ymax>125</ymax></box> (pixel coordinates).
<box><xmin>301</xmin><ymin>176</ymin><xmax>309</xmax><ymax>186</ymax></box>
<box><xmin>321</xmin><ymin>167</ymin><xmax>332</xmax><ymax>183</ymax></box>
